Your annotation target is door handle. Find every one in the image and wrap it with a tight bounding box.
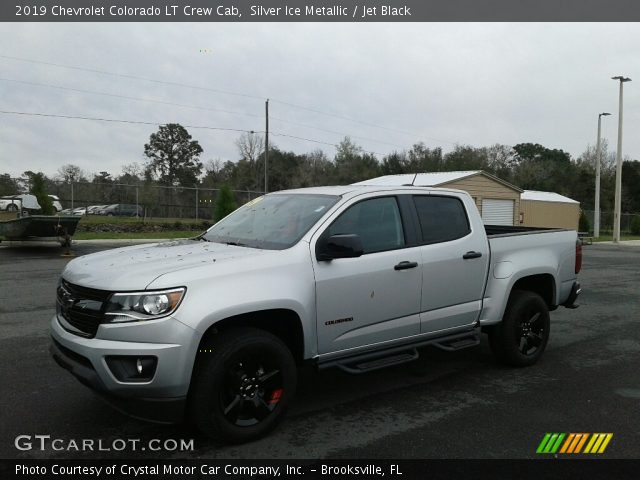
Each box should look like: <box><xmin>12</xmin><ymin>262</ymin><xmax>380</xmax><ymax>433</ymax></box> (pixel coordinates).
<box><xmin>463</xmin><ymin>251</ymin><xmax>482</xmax><ymax>260</ymax></box>
<box><xmin>394</xmin><ymin>261</ymin><xmax>418</xmax><ymax>270</ymax></box>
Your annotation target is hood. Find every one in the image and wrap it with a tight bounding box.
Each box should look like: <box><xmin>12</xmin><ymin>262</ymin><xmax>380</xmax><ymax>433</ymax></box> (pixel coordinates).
<box><xmin>62</xmin><ymin>239</ymin><xmax>269</xmax><ymax>291</ymax></box>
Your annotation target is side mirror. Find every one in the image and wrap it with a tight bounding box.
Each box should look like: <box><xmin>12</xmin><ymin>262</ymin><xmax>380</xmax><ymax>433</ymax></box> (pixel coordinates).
<box><xmin>317</xmin><ymin>234</ymin><xmax>364</xmax><ymax>261</ymax></box>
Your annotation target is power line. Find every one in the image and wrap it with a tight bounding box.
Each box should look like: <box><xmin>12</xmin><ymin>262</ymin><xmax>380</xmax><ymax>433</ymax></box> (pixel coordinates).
<box><xmin>0</xmin><ymin>108</ymin><xmax>384</xmax><ymax>156</ymax></box>
<box><xmin>1</xmin><ymin>76</ymin><xmax>410</xmax><ymax>150</ymax></box>
<box><xmin>0</xmin><ymin>54</ymin><xmax>264</xmax><ymax>101</ymax></box>
<box><xmin>270</xmin><ymin>132</ymin><xmax>385</xmax><ymax>157</ymax></box>
<box><xmin>0</xmin><ymin>53</ymin><xmax>458</xmax><ymax>146</ymax></box>
<box><xmin>0</xmin><ymin>77</ymin><xmax>265</xmax><ymax>120</ymax></box>
<box><xmin>269</xmin><ymin>99</ymin><xmax>458</xmax><ymax>146</ymax></box>
<box><xmin>270</xmin><ymin>115</ymin><xmax>407</xmax><ymax>149</ymax></box>
<box><xmin>0</xmin><ymin>109</ymin><xmax>257</xmax><ymax>133</ymax></box>
<box><xmin>2</xmin><ymin>74</ymin><xmax>408</xmax><ymax>149</ymax></box>
<box><xmin>270</xmin><ymin>98</ymin><xmax>413</xmax><ymax>138</ymax></box>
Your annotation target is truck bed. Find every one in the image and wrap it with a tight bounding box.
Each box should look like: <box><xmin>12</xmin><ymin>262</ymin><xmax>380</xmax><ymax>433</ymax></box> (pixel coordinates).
<box><xmin>478</xmin><ymin>225</ymin><xmax>578</xmax><ymax>324</ymax></box>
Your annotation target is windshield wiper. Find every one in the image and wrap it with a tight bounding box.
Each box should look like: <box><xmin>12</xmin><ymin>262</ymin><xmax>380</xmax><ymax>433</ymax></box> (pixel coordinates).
<box><xmin>224</xmin><ymin>241</ymin><xmax>247</xmax><ymax>247</ymax></box>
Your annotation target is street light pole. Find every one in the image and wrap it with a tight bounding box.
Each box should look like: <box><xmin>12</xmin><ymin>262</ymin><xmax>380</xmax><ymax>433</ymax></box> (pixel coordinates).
<box><xmin>594</xmin><ymin>112</ymin><xmax>610</xmax><ymax>238</ymax></box>
<box><xmin>265</xmin><ymin>99</ymin><xmax>269</xmax><ymax>194</ymax></box>
<box><xmin>611</xmin><ymin>76</ymin><xmax>631</xmax><ymax>243</ymax></box>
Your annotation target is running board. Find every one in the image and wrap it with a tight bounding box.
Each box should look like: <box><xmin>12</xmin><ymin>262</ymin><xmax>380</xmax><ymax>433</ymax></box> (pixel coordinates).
<box><xmin>433</xmin><ymin>333</ymin><xmax>480</xmax><ymax>351</ymax></box>
<box><xmin>318</xmin><ymin>329</ymin><xmax>481</xmax><ymax>374</ymax></box>
<box><xmin>336</xmin><ymin>349</ymin><xmax>419</xmax><ymax>374</ymax></box>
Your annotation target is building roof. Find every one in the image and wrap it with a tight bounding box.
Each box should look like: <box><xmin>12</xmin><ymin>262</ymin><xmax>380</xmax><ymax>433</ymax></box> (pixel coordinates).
<box><xmin>521</xmin><ymin>190</ymin><xmax>579</xmax><ymax>204</ymax></box>
<box><xmin>275</xmin><ymin>185</ymin><xmax>444</xmax><ymax>198</ymax></box>
<box><xmin>354</xmin><ymin>170</ymin><xmax>523</xmax><ymax>192</ymax></box>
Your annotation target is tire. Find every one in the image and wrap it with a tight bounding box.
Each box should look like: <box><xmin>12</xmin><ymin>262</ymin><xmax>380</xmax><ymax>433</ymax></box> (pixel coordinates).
<box><xmin>488</xmin><ymin>290</ymin><xmax>550</xmax><ymax>367</ymax></box>
<box><xmin>6</xmin><ymin>204</ymin><xmax>18</xmax><ymax>212</ymax></box>
<box><xmin>107</xmin><ymin>213</ymin><xmax>114</xmax><ymax>217</ymax></box>
<box><xmin>189</xmin><ymin>327</ymin><xmax>297</xmax><ymax>444</ymax></box>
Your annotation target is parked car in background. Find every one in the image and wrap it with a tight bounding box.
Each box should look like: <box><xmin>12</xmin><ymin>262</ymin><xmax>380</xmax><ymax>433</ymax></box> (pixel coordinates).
<box><xmin>94</xmin><ymin>205</ymin><xmax>114</xmax><ymax>215</ymax></box>
<box><xmin>61</xmin><ymin>205</ymin><xmax>106</xmax><ymax>215</ymax></box>
<box><xmin>0</xmin><ymin>197</ymin><xmax>21</xmax><ymax>212</ymax></box>
<box><xmin>99</xmin><ymin>203</ymin><xmax>143</xmax><ymax>217</ymax></box>
<box><xmin>48</xmin><ymin>195</ymin><xmax>63</xmax><ymax>212</ymax></box>
<box><xmin>71</xmin><ymin>207</ymin><xmax>88</xmax><ymax>216</ymax></box>
<box><xmin>87</xmin><ymin>205</ymin><xmax>107</xmax><ymax>215</ymax></box>
<box><xmin>0</xmin><ymin>194</ymin><xmax>62</xmax><ymax>212</ymax></box>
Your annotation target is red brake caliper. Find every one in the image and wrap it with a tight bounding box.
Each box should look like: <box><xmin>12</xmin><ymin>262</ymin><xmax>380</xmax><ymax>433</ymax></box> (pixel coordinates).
<box><xmin>269</xmin><ymin>388</ymin><xmax>283</xmax><ymax>405</ymax></box>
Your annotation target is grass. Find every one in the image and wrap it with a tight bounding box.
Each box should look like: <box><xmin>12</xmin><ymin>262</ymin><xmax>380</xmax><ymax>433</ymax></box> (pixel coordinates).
<box><xmin>79</xmin><ymin>215</ymin><xmax>209</xmax><ymax>225</ymax></box>
<box><xmin>0</xmin><ymin>211</ymin><xmax>209</xmax><ymax>224</ymax></box>
<box><xmin>73</xmin><ymin>230</ymin><xmax>203</xmax><ymax>240</ymax></box>
<box><xmin>0</xmin><ymin>210</ymin><xmax>209</xmax><ymax>241</ymax></box>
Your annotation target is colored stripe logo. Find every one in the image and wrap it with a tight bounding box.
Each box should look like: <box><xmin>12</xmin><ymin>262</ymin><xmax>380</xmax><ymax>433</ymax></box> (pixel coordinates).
<box><xmin>537</xmin><ymin>433</ymin><xmax>613</xmax><ymax>454</ymax></box>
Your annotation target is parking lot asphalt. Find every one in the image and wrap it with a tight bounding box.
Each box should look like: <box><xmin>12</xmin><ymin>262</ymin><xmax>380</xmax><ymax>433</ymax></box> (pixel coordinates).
<box><xmin>0</xmin><ymin>241</ymin><xmax>638</xmax><ymax>459</ymax></box>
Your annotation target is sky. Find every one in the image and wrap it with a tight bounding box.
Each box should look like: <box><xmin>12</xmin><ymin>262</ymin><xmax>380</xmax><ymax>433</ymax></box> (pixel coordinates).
<box><xmin>0</xmin><ymin>22</ymin><xmax>638</xmax><ymax>179</ymax></box>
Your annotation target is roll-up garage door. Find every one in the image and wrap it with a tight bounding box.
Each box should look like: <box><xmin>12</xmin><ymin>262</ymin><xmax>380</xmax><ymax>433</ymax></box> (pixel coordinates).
<box><xmin>481</xmin><ymin>199</ymin><xmax>514</xmax><ymax>226</ymax></box>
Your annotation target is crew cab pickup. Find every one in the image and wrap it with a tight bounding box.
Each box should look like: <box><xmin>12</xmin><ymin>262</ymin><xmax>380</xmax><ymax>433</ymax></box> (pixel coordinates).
<box><xmin>50</xmin><ymin>186</ymin><xmax>581</xmax><ymax>442</ymax></box>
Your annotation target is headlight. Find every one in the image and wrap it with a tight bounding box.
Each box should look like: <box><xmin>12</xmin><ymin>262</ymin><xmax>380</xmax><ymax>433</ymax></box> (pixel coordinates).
<box><xmin>104</xmin><ymin>288</ymin><xmax>186</xmax><ymax>323</ymax></box>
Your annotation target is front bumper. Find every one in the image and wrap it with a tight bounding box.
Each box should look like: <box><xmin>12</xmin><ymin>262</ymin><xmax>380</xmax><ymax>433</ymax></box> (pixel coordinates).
<box><xmin>50</xmin><ymin>313</ymin><xmax>199</xmax><ymax>423</ymax></box>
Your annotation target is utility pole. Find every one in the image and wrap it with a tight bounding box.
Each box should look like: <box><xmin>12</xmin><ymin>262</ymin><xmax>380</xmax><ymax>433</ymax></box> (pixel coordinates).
<box><xmin>265</xmin><ymin>99</ymin><xmax>269</xmax><ymax>194</ymax></box>
<box><xmin>611</xmin><ymin>76</ymin><xmax>631</xmax><ymax>243</ymax></box>
<box><xmin>594</xmin><ymin>112</ymin><xmax>610</xmax><ymax>238</ymax></box>
<box><xmin>195</xmin><ymin>185</ymin><xmax>199</xmax><ymax>221</ymax></box>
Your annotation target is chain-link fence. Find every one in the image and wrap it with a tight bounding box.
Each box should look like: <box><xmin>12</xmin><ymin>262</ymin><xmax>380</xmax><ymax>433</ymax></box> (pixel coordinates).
<box><xmin>582</xmin><ymin>210</ymin><xmax>640</xmax><ymax>233</ymax></box>
<box><xmin>38</xmin><ymin>180</ymin><xmax>263</xmax><ymax>220</ymax></box>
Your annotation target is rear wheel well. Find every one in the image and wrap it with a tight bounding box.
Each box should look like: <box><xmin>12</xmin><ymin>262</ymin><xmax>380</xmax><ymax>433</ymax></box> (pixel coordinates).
<box><xmin>510</xmin><ymin>274</ymin><xmax>556</xmax><ymax>308</ymax></box>
<box><xmin>198</xmin><ymin>309</ymin><xmax>305</xmax><ymax>364</ymax></box>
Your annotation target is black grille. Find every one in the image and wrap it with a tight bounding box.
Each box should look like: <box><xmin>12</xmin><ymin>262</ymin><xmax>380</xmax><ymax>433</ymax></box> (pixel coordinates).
<box><xmin>57</xmin><ymin>280</ymin><xmax>111</xmax><ymax>338</ymax></box>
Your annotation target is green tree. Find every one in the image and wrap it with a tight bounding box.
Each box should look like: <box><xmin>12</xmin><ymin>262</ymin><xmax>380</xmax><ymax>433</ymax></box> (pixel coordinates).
<box><xmin>214</xmin><ymin>185</ymin><xmax>237</xmax><ymax>222</ymax></box>
<box><xmin>511</xmin><ymin>143</ymin><xmax>572</xmax><ymax>194</ymax></box>
<box><xmin>144</xmin><ymin>123</ymin><xmax>203</xmax><ymax>186</ymax></box>
<box><xmin>621</xmin><ymin>160</ymin><xmax>640</xmax><ymax>213</ymax></box>
<box><xmin>406</xmin><ymin>143</ymin><xmax>444</xmax><ymax>172</ymax></box>
<box><xmin>30</xmin><ymin>172</ymin><xmax>55</xmax><ymax>215</ymax></box>
<box><xmin>57</xmin><ymin>164</ymin><xmax>86</xmax><ymax>183</ymax></box>
<box><xmin>579</xmin><ymin>210</ymin><xmax>590</xmax><ymax>233</ymax></box>
<box><xmin>381</xmin><ymin>151</ymin><xmax>407</xmax><ymax>175</ymax></box>
<box><xmin>296</xmin><ymin>150</ymin><xmax>336</xmax><ymax>186</ymax></box>
<box><xmin>0</xmin><ymin>174</ymin><xmax>19</xmax><ymax>196</ymax></box>
<box><xmin>444</xmin><ymin>144</ymin><xmax>488</xmax><ymax>171</ymax></box>
<box><xmin>257</xmin><ymin>147</ymin><xmax>301</xmax><ymax>192</ymax></box>
<box><xmin>92</xmin><ymin>171</ymin><xmax>112</xmax><ymax>184</ymax></box>
<box><xmin>334</xmin><ymin>137</ymin><xmax>380</xmax><ymax>184</ymax></box>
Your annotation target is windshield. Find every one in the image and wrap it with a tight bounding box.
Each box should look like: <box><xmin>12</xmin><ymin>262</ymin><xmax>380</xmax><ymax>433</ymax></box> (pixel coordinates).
<box><xmin>203</xmin><ymin>194</ymin><xmax>339</xmax><ymax>250</ymax></box>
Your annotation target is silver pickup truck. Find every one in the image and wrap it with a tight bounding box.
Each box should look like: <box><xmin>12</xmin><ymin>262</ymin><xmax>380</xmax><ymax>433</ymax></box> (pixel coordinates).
<box><xmin>50</xmin><ymin>186</ymin><xmax>581</xmax><ymax>443</ymax></box>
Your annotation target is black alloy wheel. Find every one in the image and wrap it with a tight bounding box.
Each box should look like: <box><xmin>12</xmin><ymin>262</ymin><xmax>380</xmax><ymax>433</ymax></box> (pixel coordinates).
<box><xmin>488</xmin><ymin>290</ymin><xmax>550</xmax><ymax>367</ymax></box>
<box><xmin>190</xmin><ymin>327</ymin><xmax>297</xmax><ymax>443</ymax></box>
<box><xmin>516</xmin><ymin>309</ymin><xmax>545</xmax><ymax>356</ymax></box>
<box><xmin>220</xmin><ymin>352</ymin><xmax>284</xmax><ymax>427</ymax></box>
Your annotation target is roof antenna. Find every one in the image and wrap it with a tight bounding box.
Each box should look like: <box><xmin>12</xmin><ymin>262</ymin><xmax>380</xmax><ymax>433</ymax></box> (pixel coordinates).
<box><xmin>402</xmin><ymin>173</ymin><xmax>418</xmax><ymax>187</ymax></box>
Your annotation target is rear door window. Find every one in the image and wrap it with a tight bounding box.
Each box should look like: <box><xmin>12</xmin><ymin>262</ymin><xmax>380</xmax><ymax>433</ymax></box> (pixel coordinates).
<box><xmin>413</xmin><ymin>195</ymin><xmax>470</xmax><ymax>244</ymax></box>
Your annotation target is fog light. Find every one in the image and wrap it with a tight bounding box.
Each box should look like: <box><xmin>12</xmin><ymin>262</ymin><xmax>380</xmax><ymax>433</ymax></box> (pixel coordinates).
<box><xmin>105</xmin><ymin>356</ymin><xmax>157</xmax><ymax>382</ymax></box>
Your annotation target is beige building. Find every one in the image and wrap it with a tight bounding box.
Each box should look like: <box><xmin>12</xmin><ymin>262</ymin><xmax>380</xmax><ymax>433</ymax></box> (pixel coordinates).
<box><xmin>520</xmin><ymin>190</ymin><xmax>580</xmax><ymax>231</ymax></box>
<box><xmin>355</xmin><ymin>171</ymin><xmax>522</xmax><ymax>226</ymax></box>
